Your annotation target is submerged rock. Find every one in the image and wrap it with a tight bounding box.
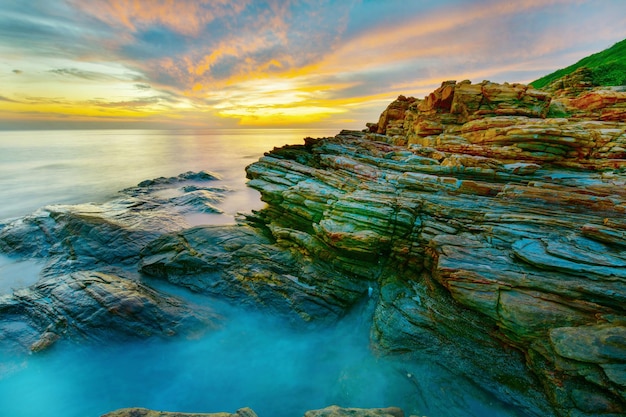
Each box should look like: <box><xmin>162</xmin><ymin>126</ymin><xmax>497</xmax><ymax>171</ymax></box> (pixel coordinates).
<box><xmin>101</xmin><ymin>406</ymin><xmax>402</xmax><ymax>417</ymax></box>
<box><xmin>101</xmin><ymin>407</ymin><xmax>257</xmax><ymax>417</ymax></box>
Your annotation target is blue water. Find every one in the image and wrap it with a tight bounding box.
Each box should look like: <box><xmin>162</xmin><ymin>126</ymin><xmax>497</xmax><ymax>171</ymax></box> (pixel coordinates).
<box><xmin>0</xmin><ymin>129</ymin><xmax>524</xmax><ymax>417</ymax></box>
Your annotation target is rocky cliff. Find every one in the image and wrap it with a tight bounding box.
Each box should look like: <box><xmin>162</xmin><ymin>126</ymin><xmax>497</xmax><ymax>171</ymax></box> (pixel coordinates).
<box><xmin>241</xmin><ymin>77</ymin><xmax>626</xmax><ymax>416</ymax></box>
<box><xmin>1</xmin><ymin>73</ymin><xmax>625</xmax><ymax>417</ymax></box>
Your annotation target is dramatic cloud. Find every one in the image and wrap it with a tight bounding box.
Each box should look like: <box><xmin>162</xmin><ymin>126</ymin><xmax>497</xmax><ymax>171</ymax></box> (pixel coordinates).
<box><xmin>0</xmin><ymin>0</ymin><xmax>625</xmax><ymax>129</ymax></box>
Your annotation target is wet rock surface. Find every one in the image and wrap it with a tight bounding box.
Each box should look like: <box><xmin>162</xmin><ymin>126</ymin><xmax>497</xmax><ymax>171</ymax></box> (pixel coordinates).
<box><xmin>0</xmin><ymin>171</ymin><xmax>227</xmax><ymax>353</ymax></box>
<box><xmin>138</xmin><ymin>224</ymin><xmax>368</xmax><ymax>323</ymax></box>
<box><xmin>1</xmin><ymin>270</ymin><xmax>218</xmax><ymax>353</ymax></box>
<box><xmin>241</xmin><ymin>78</ymin><xmax>626</xmax><ymax>416</ymax></box>
<box><xmin>0</xmin><ymin>170</ymin><xmax>228</xmax><ymax>274</ymax></box>
<box><xmin>100</xmin><ymin>406</ymin><xmax>402</xmax><ymax>417</ymax></box>
<box><xmin>101</xmin><ymin>407</ymin><xmax>258</xmax><ymax>417</ymax></box>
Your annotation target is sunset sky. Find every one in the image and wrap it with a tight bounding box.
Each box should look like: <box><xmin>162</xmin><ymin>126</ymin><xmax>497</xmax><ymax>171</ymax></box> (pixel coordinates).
<box><xmin>1</xmin><ymin>0</ymin><xmax>625</xmax><ymax>130</ymax></box>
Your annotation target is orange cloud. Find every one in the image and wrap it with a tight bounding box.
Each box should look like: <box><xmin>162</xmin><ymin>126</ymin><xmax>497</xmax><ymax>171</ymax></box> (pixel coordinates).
<box><xmin>315</xmin><ymin>0</ymin><xmax>580</xmax><ymax>74</ymax></box>
<box><xmin>73</xmin><ymin>0</ymin><xmax>250</xmax><ymax>36</ymax></box>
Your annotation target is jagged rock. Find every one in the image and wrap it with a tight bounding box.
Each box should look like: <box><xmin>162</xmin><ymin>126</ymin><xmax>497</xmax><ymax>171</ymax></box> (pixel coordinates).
<box><xmin>0</xmin><ymin>171</ymin><xmax>228</xmax><ymax>275</ymax></box>
<box><xmin>101</xmin><ymin>407</ymin><xmax>257</xmax><ymax>417</ymax></box>
<box><xmin>0</xmin><ymin>271</ymin><xmax>218</xmax><ymax>353</ymax></box>
<box><xmin>375</xmin><ymin>95</ymin><xmax>416</xmax><ymax>135</ymax></box>
<box><xmin>245</xmin><ymin>80</ymin><xmax>626</xmax><ymax>416</ymax></box>
<box><xmin>101</xmin><ymin>406</ymin><xmax>403</xmax><ymax>417</ymax></box>
<box><xmin>0</xmin><ymin>171</ymin><xmax>227</xmax><ymax>352</ymax></box>
<box><xmin>138</xmin><ymin>224</ymin><xmax>369</xmax><ymax>323</ymax></box>
<box><xmin>380</xmin><ymin>80</ymin><xmax>553</xmax><ymax>144</ymax></box>
<box><xmin>304</xmin><ymin>405</ymin><xmax>404</xmax><ymax>417</ymax></box>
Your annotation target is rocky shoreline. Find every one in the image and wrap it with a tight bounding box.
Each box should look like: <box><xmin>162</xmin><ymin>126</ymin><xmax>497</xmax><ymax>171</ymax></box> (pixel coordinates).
<box><xmin>1</xmin><ymin>69</ymin><xmax>625</xmax><ymax>416</ymax></box>
<box><xmin>101</xmin><ymin>406</ymin><xmax>405</xmax><ymax>417</ymax></box>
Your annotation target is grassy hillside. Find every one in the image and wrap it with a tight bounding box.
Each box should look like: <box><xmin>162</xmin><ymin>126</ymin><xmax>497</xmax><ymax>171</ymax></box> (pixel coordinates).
<box><xmin>530</xmin><ymin>38</ymin><xmax>626</xmax><ymax>89</ymax></box>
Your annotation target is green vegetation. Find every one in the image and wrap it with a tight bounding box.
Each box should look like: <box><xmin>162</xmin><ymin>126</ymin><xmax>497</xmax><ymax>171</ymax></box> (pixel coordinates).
<box><xmin>530</xmin><ymin>38</ymin><xmax>626</xmax><ymax>89</ymax></box>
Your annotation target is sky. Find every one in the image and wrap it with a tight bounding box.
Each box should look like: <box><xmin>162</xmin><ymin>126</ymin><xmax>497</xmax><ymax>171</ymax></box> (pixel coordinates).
<box><xmin>0</xmin><ymin>0</ymin><xmax>625</xmax><ymax>130</ymax></box>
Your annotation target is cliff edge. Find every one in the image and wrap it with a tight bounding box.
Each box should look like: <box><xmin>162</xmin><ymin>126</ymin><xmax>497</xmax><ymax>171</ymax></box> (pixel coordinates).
<box><xmin>242</xmin><ymin>76</ymin><xmax>626</xmax><ymax>416</ymax></box>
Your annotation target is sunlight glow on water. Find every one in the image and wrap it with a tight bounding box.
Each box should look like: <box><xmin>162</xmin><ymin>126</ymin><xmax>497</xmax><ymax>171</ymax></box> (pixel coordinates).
<box><xmin>0</xmin><ymin>129</ymin><xmax>337</xmax><ymax>221</ymax></box>
<box><xmin>0</xmin><ymin>129</ymin><xmax>526</xmax><ymax>417</ymax></box>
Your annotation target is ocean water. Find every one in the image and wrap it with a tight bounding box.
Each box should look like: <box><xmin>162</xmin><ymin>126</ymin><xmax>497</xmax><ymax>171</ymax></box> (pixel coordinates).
<box><xmin>0</xmin><ymin>129</ymin><xmax>525</xmax><ymax>417</ymax></box>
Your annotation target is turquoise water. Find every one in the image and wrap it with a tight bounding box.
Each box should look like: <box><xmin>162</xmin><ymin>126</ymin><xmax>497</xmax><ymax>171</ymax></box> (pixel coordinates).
<box><xmin>0</xmin><ymin>129</ymin><xmax>525</xmax><ymax>417</ymax></box>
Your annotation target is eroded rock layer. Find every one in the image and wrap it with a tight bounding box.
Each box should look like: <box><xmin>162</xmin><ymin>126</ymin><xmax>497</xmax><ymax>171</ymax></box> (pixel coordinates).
<box><xmin>240</xmin><ymin>79</ymin><xmax>626</xmax><ymax>416</ymax></box>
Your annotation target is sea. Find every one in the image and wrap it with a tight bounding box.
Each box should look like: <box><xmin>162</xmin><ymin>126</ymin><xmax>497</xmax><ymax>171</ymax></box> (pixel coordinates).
<box><xmin>0</xmin><ymin>129</ymin><xmax>525</xmax><ymax>417</ymax></box>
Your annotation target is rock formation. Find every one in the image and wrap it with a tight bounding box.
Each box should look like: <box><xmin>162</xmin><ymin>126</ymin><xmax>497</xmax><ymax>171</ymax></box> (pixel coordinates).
<box><xmin>1</xmin><ymin>271</ymin><xmax>218</xmax><ymax>352</ymax></box>
<box><xmin>240</xmin><ymin>77</ymin><xmax>626</xmax><ymax>416</ymax></box>
<box><xmin>0</xmin><ymin>171</ymin><xmax>227</xmax><ymax>352</ymax></box>
<box><xmin>101</xmin><ymin>407</ymin><xmax>258</xmax><ymax>417</ymax></box>
<box><xmin>2</xmin><ymin>73</ymin><xmax>626</xmax><ymax>417</ymax></box>
<box><xmin>100</xmin><ymin>406</ymin><xmax>403</xmax><ymax>417</ymax></box>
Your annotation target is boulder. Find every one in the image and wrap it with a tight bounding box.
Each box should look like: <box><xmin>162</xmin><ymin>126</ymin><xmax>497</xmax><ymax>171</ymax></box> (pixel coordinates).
<box><xmin>101</xmin><ymin>407</ymin><xmax>257</xmax><ymax>417</ymax></box>
<box><xmin>101</xmin><ymin>406</ymin><xmax>403</xmax><ymax>417</ymax></box>
<box><xmin>0</xmin><ymin>270</ymin><xmax>218</xmax><ymax>353</ymax></box>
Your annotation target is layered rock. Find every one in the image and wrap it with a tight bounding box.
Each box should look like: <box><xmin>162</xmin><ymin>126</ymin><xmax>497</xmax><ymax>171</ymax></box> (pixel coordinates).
<box><xmin>138</xmin><ymin>224</ymin><xmax>368</xmax><ymax>323</ymax></box>
<box><xmin>0</xmin><ymin>171</ymin><xmax>227</xmax><ymax>352</ymax></box>
<box><xmin>374</xmin><ymin>95</ymin><xmax>416</xmax><ymax>137</ymax></box>
<box><xmin>0</xmin><ymin>170</ymin><xmax>227</xmax><ymax>275</ymax></box>
<box><xmin>240</xmin><ymin>80</ymin><xmax>626</xmax><ymax>416</ymax></box>
<box><xmin>0</xmin><ymin>270</ymin><xmax>218</xmax><ymax>353</ymax></box>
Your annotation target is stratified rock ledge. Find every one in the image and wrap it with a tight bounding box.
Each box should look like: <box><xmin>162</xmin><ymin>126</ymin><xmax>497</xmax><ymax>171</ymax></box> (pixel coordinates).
<box><xmin>239</xmin><ymin>77</ymin><xmax>626</xmax><ymax>417</ymax></box>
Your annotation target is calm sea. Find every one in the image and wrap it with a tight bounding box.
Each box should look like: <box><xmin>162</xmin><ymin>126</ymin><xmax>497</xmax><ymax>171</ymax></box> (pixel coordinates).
<box><xmin>0</xmin><ymin>129</ymin><xmax>523</xmax><ymax>417</ymax></box>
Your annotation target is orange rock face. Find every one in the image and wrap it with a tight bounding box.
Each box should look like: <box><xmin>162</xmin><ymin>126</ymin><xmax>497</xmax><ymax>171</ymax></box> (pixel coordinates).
<box><xmin>373</xmin><ymin>80</ymin><xmax>553</xmax><ymax>144</ymax></box>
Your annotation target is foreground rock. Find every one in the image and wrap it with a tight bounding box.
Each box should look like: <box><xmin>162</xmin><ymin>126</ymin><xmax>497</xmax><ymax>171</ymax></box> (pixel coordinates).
<box><xmin>101</xmin><ymin>407</ymin><xmax>257</xmax><ymax>417</ymax></box>
<box><xmin>0</xmin><ymin>270</ymin><xmax>218</xmax><ymax>353</ymax></box>
<box><xmin>0</xmin><ymin>171</ymin><xmax>226</xmax><ymax>351</ymax></box>
<box><xmin>101</xmin><ymin>406</ymin><xmax>403</xmax><ymax>417</ymax></box>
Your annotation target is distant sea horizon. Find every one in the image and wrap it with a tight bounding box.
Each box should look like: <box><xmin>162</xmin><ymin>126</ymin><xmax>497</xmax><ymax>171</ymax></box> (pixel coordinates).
<box><xmin>0</xmin><ymin>128</ymin><xmax>341</xmax><ymax>221</ymax></box>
